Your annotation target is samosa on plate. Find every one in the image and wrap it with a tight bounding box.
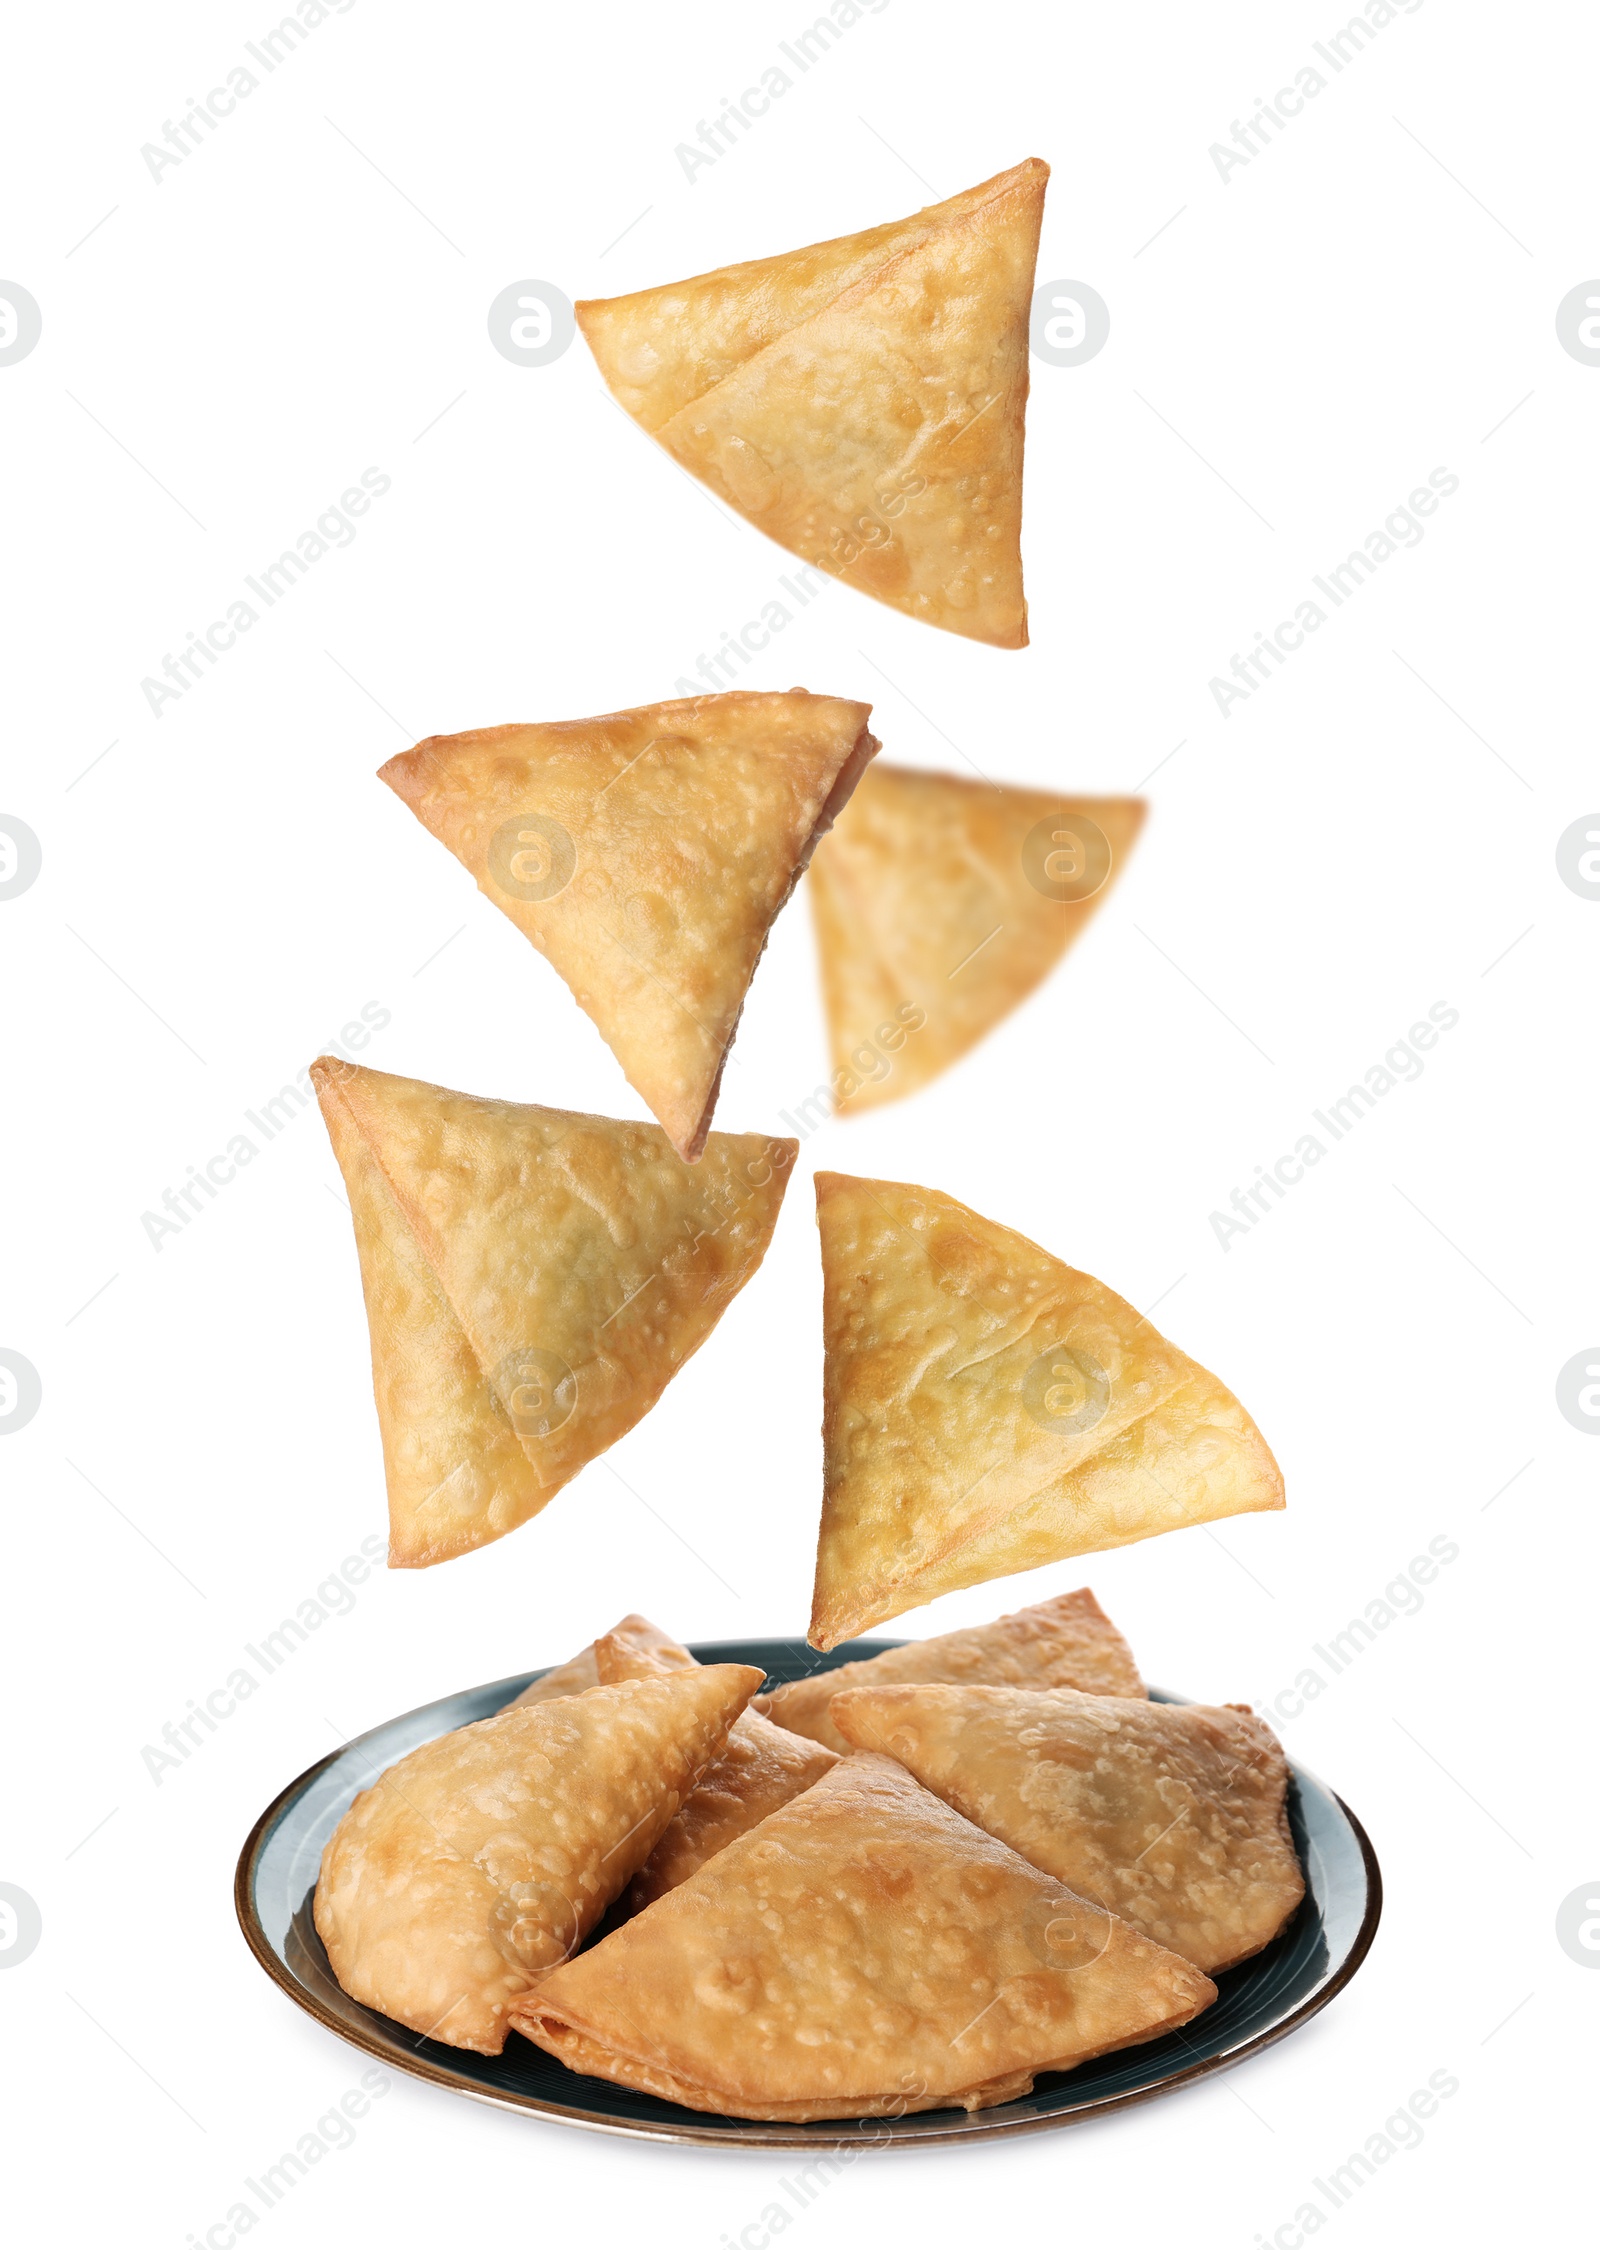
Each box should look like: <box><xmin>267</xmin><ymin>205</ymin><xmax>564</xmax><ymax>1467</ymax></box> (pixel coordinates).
<box><xmin>512</xmin><ymin>1752</ymin><xmax>1215</xmax><ymax>2119</ymax></box>
<box><xmin>314</xmin><ymin>1663</ymin><xmax>762</xmax><ymax>2054</ymax></box>
<box><xmin>832</xmin><ymin>1685</ymin><xmax>1304</xmax><ymax>1974</ymax></box>
<box><xmin>757</xmin><ymin>1585</ymin><xmax>1143</xmax><ymax>1755</ymax></box>
<box><xmin>593</xmin><ymin>1618</ymin><xmax>836</xmax><ymax>1910</ymax></box>
<box><xmin>508</xmin><ymin>1612</ymin><xmax>687</xmax><ymax>1708</ymax></box>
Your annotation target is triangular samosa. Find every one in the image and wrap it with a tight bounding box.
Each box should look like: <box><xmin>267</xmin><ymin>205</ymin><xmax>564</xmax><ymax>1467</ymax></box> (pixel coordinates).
<box><xmin>314</xmin><ymin>1663</ymin><xmax>762</xmax><ymax>2053</ymax></box>
<box><xmin>809</xmin><ymin>765</ymin><xmax>1145</xmax><ymax>1111</ymax></box>
<box><xmin>379</xmin><ymin>689</ymin><xmax>877</xmax><ymax>1159</ymax></box>
<box><xmin>832</xmin><ymin>1686</ymin><xmax>1304</xmax><ymax>1974</ymax></box>
<box><xmin>508</xmin><ymin>1643</ymin><xmax>598</xmax><ymax>1706</ymax></box>
<box><xmin>593</xmin><ymin>1618</ymin><xmax>836</xmax><ymax>1910</ymax></box>
<box><xmin>507</xmin><ymin>1610</ymin><xmax>674</xmax><ymax>1708</ymax></box>
<box><xmin>577</xmin><ymin>162</ymin><xmax>1048</xmax><ymax>648</ymax></box>
<box><xmin>512</xmin><ymin>1751</ymin><xmax>1215</xmax><ymax>2118</ymax></box>
<box><xmin>809</xmin><ymin>1171</ymin><xmax>1284</xmax><ymax>1646</ymax></box>
<box><xmin>312</xmin><ymin>1059</ymin><xmax>795</xmax><ymax>1566</ymax></box>
<box><xmin>757</xmin><ymin>1585</ymin><xmax>1143</xmax><ymax>1754</ymax></box>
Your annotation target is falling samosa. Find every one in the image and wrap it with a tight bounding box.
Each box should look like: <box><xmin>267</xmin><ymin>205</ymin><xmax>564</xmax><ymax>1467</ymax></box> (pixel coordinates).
<box><xmin>809</xmin><ymin>1171</ymin><xmax>1284</xmax><ymax>1647</ymax></box>
<box><xmin>380</xmin><ymin>689</ymin><xmax>877</xmax><ymax>1159</ymax></box>
<box><xmin>809</xmin><ymin>765</ymin><xmax>1145</xmax><ymax>1111</ymax></box>
<box><xmin>512</xmin><ymin>1752</ymin><xmax>1215</xmax><ymax>2119</ymax></box>
<box><xmin>832</xmin><ymin>1685</ymin><xmax>1305</xmax><ymax>1974</ymax></box>
<box><xmin>757</xmin><ymin>1585</ymin><xmax>1144</xmax><ymax>1754</ymax></box>
<box><xmin>576</xmin><ymin>162</ymin><xmax>1048</xmax><ymax>648</ymax></box>
<box><xmin>314</xmin><ymin>1663</ymin><xmax>762</xmax><ymax>2053</ymax></box>
<box><xmin>312</xmin><ymin>1059</ymin><xmax>794</xmax><ymax>1567</ymax></box>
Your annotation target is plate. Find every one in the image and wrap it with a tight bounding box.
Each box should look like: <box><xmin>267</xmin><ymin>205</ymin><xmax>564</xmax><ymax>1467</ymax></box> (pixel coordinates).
<box><xmin>235</xmin><ymin>1636</ymin><xmax>1381</xmax><ymax>2149</ymax></box>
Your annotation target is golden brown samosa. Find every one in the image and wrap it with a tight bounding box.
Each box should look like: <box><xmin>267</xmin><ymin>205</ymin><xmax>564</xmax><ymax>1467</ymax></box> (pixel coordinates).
<box><xmin>379</xmin><ymin>690</ymin><xmax>876</xmax><ymax>1159</ymax></box>
<box><xmin>593</xmin><ymin>1619</ymin><xmax>836</xmax><ymax>1909</ymax></box>
<box><xmin>809</xmin><ymin>765</ymin><xmax>1144</xmax><ymax>1111</ymax></box>
<box><xmin>809</xmin><ymin>1171</ymin><xmax>1284</xmax><ymax>1646</ymax></box>
<box><xmin>757</xmin><ymin>1585</ymin><xmax>1143</xmax><ymax>1754</ymax></box>
<box><xmin>312</xmin><ymin>1059</ymin><xmax>794</xmax><ymax>1566</ymax></box>
<box><xmin>512</xmin><ymin>1753</ymin><xmax>1214</xmax><ymax>2117</ymax></box>
<box><xmin>577</xmin><ymin>163</ymin><xmax>1048</xmax><ymax>648</ymax></box>
<box><xmin>507</xmin><ymin>1644</ymin><xmax>598</xmax><ymax>1707</ymax></box>
<box><xmin>832</xmin><ymin>1686</ymin><xmax>1304</xmax><ymax>1974</ymax></box>
<box><xmin>507</xmin><ymin>1612</ymin><xmax>683</xmax><ymax>1708</ymax></box>
<box><xmin>314</xmin><ymin>1663</ymin><xmax>762</xmax><ymax>2054</ymax></box>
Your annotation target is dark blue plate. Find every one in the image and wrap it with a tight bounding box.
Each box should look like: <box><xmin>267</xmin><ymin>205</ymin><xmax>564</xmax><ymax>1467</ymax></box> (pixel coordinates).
<box><xmin>235</xmin><ymin>1638</ymin><xmax>1380</xmax><ymax>2148</ymax></box>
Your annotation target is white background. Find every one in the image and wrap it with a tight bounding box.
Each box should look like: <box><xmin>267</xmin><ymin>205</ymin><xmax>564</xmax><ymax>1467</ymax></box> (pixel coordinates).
<box><xmin>2</xmin><ymin>0</ymin><xmax>1593</xmax><ymax>2241</ymax></box>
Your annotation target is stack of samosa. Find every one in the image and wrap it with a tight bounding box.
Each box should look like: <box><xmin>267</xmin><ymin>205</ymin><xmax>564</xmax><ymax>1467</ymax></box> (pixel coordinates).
<box><xmin>316</xmin><ymin>1591</ymin><xmax>1302</xmax><ymax>2119</ymax></box>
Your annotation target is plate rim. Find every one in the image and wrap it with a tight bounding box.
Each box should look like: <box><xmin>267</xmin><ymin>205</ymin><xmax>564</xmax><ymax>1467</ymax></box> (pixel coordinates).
<box><xmin>234</xmin><ymin>1644</ymin><xmax>1383</xmax><ymax>2151</ymax></box>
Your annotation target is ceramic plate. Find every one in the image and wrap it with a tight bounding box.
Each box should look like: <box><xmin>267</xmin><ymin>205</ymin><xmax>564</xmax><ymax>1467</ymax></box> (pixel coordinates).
<box><xmin>236</xmin><ymin>1636</ymin><xmax>1381</xmax><ymax>2149</ymax></box>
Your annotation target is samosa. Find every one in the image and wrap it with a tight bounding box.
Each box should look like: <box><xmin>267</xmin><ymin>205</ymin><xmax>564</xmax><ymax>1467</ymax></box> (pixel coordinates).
<box><xmin>312</xmin><ymin>1059</ymin><xmax>794</xmax><ymax>1566</ymax></box>
<box><xmin>508</xmin><ymin>1611</ymin><xmax>683</xmax><ymax>1708</ymax></box>
<box><xmin>832</xmin><ymin>1685</ymin><xmax>1305</xmax><ymax>1974</ymax></box>
<box><xmin>593</xmin><ymin>1617</ymin><xmax>836</xmax><ymax>1910</ymax></box>
<box><xmin>512</xmin><ymin>1753</ymin><xmax>1215</xmax><ymax>2118</ymax></box>
<box><xmin>379</xmin><ymin>689</ymin><xmax>876</xmax><ymax>1158</ymax></box>
<box><xmin>758</xmin><ymin>1585</ymin><xmax>1143</xmax><ymax>1755</ymax></box>
<box><xmin>314</xmin><ymin>1663</ymin><xmax>762</xmax><ymax>2053</ymax></box>
<box><xmin>809</xmin><ymin>765</ymin><xmax>1144</xmax><ymax>1111</ymax></box>
<box><xmin>577</xmin><ymin>162</ymin><xmax>1048</xmax><ymax>647</ymax></box>
<box><xmin>809</xmin><ymin>1171</ymin><xmax>1283</xmax><ymax>1646</ymax></box>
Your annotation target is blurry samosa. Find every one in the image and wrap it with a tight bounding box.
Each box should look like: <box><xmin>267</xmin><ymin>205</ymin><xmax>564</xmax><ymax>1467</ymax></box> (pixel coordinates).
<box><xmin>809</xmin><ymin>765</ymin><xmax>1144</xmax><ymax>1112</ymax></box>
<box><xmin>832</xmin><ymin>1685</ymin><xmax>1304</xmax><ymax>1974</ymax></box>
<box><xmin>576</xmin><ymin>163</ymin><xmax>1048</xmax><ymax>648</ymax></box>
<box><xmin>594</xmin><ymin>1619</ymin><xmax>836</xmax><ymax>1910</ymax></box>
<box><xmin>379</xmin><ymin>690</ymin><xmax>876</xmax><ymax>1159</ymax></box>
<box><xmin>809</xmin><ymin>1171</ymin><xmax>1283</xmax><ymax>1647</ymax></box>
<box><xmin>315</xmin><ymin>1663</ymin><xmax>762</xmax><ymax>2053</ymax></box>
<box><xmin>758</xmin><ymin>1585</ymin><xmax>1143</xmax><ymax>1755</ymax></box>
<box><xmin>313</xmin><ymin>1060</ymin><xmax>794</xmax><ymax>1567</ymax></box>
<box><xmin>511</xmin><ymin>1753</ymin><xmax>1214</xmax><ymax>2118</ymax></box>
